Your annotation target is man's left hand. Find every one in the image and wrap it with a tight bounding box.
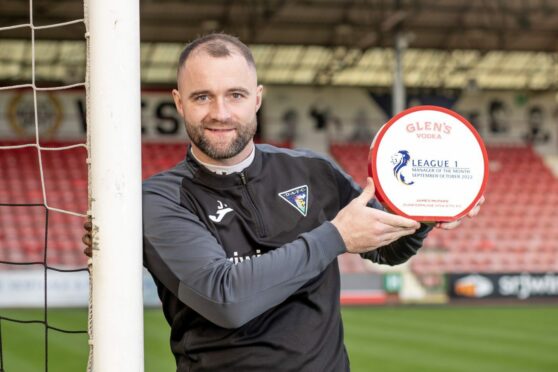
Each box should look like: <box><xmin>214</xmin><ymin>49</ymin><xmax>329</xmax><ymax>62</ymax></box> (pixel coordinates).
<box><xmin>435</xmin><ymin>195</ymin><xmax>485</xmax><ymax>230</ymax></box>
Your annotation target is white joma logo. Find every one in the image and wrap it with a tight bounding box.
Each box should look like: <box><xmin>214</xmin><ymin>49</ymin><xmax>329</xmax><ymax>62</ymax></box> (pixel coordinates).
<box><xmin>209</xmin><ymin>200</ymin><xmax>234</xmax><ymax>223</ymax></box>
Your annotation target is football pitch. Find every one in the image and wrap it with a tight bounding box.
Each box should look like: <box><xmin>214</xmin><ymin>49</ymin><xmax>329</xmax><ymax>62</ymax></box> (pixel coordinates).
<box><xmin>1</xmin><ymin>306</ymin><xmax>557</xmax><ymax>371</ymax></box>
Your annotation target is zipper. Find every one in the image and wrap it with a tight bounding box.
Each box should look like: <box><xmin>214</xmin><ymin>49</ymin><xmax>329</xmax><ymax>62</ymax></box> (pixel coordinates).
<box><xmin>239</xmin><ymin>172</ymin><xmax>267</xmax><ymax>237</ymax></box>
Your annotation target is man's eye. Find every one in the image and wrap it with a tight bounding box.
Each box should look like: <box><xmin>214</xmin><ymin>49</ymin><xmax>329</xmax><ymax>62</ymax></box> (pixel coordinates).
<box><xmin>231</xmin><ymin>92</ymin><xmax>244</xmax><ymax>99</ymax></box>
<box><xmin>194</xmin><ymin>95</ymin><xmax>208</xmax><ymax>102</ymax></box>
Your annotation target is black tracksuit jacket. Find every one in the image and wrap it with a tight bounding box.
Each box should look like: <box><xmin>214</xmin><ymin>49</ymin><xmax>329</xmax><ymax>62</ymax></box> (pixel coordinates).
<box><xmin>143</xmin><ymin>144</ymin><xmax>431</xmax><ymax>371</ymax></box>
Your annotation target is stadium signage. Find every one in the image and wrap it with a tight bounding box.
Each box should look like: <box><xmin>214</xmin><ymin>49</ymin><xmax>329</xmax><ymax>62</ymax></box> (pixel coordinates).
<box><xmin>0</xmin><ymin>270</ymin><xmax>161</xmax><ymax>307</ymax></box>
<box><xmin>0</xmin><ymin>90</ymin><xmax>187</xmax><ymax>140</ymax></box>
<box><xmin>369</xmin><ymin>105</ymin><xmax>488</xmax><ymax>222</ymax></box>
<box><xmin>7</xmin><ymin>91</ymin><xmax>64</xmax><ymax>137</ymax></box>
<box><xmin>448</xmin><ymin>273</ymin><xmax>558</xmax><ymax>300</ymax></box>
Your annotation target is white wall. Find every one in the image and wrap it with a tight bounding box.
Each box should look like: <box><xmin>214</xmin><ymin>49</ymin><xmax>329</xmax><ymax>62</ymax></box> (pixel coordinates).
<box><xmin>1</xmin><ymin>88</ymin><xmax>557</xmax><ymax>154</ymax></box>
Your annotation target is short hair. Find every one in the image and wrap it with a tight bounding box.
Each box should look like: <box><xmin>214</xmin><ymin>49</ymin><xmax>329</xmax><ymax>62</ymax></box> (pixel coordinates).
<box><xmin>176</xmin><ymin>33</ymin><xmax>256</xmax><ymax>78</ymax></box>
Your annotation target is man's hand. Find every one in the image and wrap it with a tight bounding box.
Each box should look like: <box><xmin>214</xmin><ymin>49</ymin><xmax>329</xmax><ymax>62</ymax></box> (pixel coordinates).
<box><xmin>435</xmin><ymin>195</ymin><xmax>485</xmax><ymax>230</ymax></box>
<box><xmin>331</xmin><ymin>178</ymin><xmax>420</xmax><ymax>254</ymax></box>
<box><xmin>82</xmin><ymin>219</ymin><xmax>93</xmax><ymax>258</ymax></box>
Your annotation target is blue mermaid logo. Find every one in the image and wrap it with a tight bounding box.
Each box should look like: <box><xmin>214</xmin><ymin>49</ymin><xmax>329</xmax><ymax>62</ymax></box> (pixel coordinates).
<box><xmin>391</xmin><ymin>150</ymin><xmax>415</xmax><ymax>185</ymax></box>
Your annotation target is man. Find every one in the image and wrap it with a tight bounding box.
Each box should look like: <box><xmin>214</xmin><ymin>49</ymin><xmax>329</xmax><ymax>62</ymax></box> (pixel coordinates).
<box><xmin>524</xmin><ymin>106</ymin><xmax>550</xmax><ymax>144</ymax></box>
<box><xmin>84</xmin><ymin>33</ymin><xmax>482</xmax><ymax>371</ymax></box>
<box><xmin>488</xmin><ymin>99</ymin><xmax>509</xmax><ymax>134</ymax></box>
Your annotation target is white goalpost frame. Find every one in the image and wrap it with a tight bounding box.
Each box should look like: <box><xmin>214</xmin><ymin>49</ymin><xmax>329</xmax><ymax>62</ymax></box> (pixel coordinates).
<box><xmin>87</xmin><ymin>0</ymin><xmax>144</xmax><ymax>370</ymax></box>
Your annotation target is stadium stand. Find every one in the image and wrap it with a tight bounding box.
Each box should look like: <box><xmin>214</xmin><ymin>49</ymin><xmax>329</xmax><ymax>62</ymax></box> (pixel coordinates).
<box><xmin>330</xmin><ymin>142</ymin><xmax>558</xmax><ymax>275</ymax></box>
<box><xmin>0</xmin><ymin>142</ymin><xmax>186</xmax><ymax>268</ymax></box>
<box><xmin>2</xmin><ymin>141</ymin><xmax>556</xmax><ymax>275</ymax></box>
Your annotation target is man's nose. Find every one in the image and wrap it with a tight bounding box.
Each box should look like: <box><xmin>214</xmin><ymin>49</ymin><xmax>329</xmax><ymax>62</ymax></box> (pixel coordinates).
<box><xmin>209</xmin><ymin>98</ymin><xmax>231</xmax><ymax>122</ymax></box>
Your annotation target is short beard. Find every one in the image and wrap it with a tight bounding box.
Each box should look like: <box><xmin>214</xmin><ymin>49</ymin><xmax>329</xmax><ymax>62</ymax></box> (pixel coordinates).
<box><xmin>185</xmin><ymin>118</ymin><xmax>257</xmax><ymax>160</ymax></box>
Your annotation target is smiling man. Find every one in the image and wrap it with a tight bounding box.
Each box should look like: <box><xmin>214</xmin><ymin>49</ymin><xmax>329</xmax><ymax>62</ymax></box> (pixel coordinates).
<box><xmin>138</xmin><ymin>33</ymin><xmax>482</xmax><ymax>372</ymax></box>
<box><xmin>171</xmin><ymin>39</ymin><xmax>262</xmax><ymax>164</ymax></box>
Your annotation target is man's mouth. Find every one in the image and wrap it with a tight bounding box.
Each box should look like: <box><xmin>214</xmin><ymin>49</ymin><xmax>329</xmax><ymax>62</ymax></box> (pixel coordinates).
<box><xmin>204</xmin><ymin>127</ymin><xmax>236</xmax><ymax>138</ymax></box>
<box><xmin>206</xmin><ymin>128</ymin><xmax>235</xmax><ymax>132</ymax></box>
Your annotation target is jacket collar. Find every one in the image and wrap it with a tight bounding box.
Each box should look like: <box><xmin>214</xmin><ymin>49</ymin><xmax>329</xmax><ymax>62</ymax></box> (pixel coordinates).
<box><xmin>185</xmin><ymin>144</ymin><xmax>263</xmax><ymax>188</ymax></box>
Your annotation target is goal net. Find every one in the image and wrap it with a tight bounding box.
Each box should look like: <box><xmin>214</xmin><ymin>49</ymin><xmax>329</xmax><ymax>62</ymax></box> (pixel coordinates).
<box><xmin>0</xmin><ymin>0</ymin><xmax>144</xmax><ymax>371</ymax></box>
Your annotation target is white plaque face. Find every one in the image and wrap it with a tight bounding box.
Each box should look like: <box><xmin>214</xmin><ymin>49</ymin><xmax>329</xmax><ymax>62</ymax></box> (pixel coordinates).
<box><xmin>369</xmin><ymin>105</ymin><xmax>488</xmax><ymax>222</ymax></box>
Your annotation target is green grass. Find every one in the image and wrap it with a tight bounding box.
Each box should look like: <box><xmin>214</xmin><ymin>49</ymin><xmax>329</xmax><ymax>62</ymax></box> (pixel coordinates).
<box><xmin>343</xmin><ymin>306</ymin><xmax>558</xmax><ymax>372</ymax></box>
<box><xmin>1</xmin><ymin>306</ymin><xmax>557</xmax><ymax>371</ymax></box>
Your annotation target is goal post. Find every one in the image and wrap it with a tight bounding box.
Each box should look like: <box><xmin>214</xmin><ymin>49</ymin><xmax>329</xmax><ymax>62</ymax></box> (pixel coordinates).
<box><xmin>87</xmin><ymin>0</ymin><xmax>144</xmax><ymax>370</ymax></box>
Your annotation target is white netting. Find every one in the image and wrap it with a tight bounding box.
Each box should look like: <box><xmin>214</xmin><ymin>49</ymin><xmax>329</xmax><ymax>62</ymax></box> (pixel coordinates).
<box><xmin>0</xmin><ymin>0</ymin><xmax>92</xmax><ymax>370</ymax></box>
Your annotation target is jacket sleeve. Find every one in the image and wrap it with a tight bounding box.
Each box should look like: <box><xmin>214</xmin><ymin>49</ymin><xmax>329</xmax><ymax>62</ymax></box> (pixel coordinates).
<box><xmin>143</xmin><ymin>189</ymin><xmax>346</xmax><ymax>329</ymax></box>
<box><xmin>359</xmin><ymin>223</ymin><xmax>432</xmax><ymax>265</ymax></box>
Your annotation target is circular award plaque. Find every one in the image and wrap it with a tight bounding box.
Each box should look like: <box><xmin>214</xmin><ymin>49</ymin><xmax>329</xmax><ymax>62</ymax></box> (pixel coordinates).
<box><xmin>368</xmin><ymin>105</ymin><xmax>488</xmax><ymax>222</ymax></box>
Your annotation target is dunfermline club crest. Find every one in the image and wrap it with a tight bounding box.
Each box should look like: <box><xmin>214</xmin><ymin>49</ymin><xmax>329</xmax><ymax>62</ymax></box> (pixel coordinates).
<box><xmin>278</xmin><ymin>185</ymin><xmax>309</xmax><ymax>216</ymax></box>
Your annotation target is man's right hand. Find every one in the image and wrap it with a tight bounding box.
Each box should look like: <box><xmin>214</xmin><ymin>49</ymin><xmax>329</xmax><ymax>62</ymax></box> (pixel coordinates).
<box><xmin>82</xmin><ymin>219</ymin><xmax>93</xmax><ymax>258</ymax></box>
<box><xmin>331</xmin><ymin>177</ymin><xmax>420</xmax><ymax>254</ymax></box>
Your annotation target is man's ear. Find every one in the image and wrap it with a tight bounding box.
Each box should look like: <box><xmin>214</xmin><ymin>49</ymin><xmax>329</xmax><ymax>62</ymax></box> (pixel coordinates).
<box><xmin>255</xmin><ymin>84</ymin><xmax>263</xmax><ymax>112</ymax></box>
<box><xmin>172</xmin><ymin>89</ymin><xmax>184</xmax><ymax>117</ymax></box>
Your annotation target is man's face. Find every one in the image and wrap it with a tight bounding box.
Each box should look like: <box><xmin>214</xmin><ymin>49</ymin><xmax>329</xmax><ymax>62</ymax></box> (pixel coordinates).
<box><xmin>172</xmin><ymin>49</ymin><xmax>263</xmax><ymax>164</ymax></box>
